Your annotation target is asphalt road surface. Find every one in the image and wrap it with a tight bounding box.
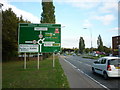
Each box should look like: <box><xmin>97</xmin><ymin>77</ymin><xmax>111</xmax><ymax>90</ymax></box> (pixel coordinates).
<box><xmin>60</xmin><ymin>55</ymin><xmax>120</xmax><ymax>89</ymax></box>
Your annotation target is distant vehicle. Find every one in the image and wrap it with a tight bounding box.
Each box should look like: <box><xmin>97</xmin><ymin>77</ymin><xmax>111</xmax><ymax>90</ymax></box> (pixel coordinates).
<box><xmin>72</xmin><ymin>53</ymin><xmax>76</xmax><ymax>56</ymax></box>
<box><xmin>77</xmin><ymin>53</ymin><xmax>81</xmax><ymax>56</ymax></box>
<box><xmin>63</xmin><ymin>54</ymin><xmax>67</xmax><ymax>56</ymax></box>
<box><xmin>92</xmin><ymin>56</ymin><xmax>120</xmax><ymax>79</ymax></box>
<box><xmin>93</xmin><ymin>53</ymin><xmax>98</xmax><ymax>57</ymax></box>
<box><xmin>93</xmin><ymin>51</ymin><xmax>106</xmax><ymax>55</ymax></box>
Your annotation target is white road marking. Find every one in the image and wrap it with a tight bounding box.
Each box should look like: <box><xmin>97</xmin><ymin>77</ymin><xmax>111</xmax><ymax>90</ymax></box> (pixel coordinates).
<box><xmin>85</xmin><ymin>64</ymin><xmax>92</xmax><ymax>67</ymax></box>
<box><xmin>78</xmin><ymin>61</ymin><xmax>82</xmax><ymax>63</ymax></box>
<box><xmin>64</xmin><ymin>58</ymin><xmax>110</xmax><ymax>90</ymax></box>
<box><xmin>77</xmin><ymin>61</ymin><xmax>91</xmax><ymax>67</ymax></box>
<box><xmin>64</xmin><ymin>59</ymin><xmax>77</xmax><ymax>69</ymax></box>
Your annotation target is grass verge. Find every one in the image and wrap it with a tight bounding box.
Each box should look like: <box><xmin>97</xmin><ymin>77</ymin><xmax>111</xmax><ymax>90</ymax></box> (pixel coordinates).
<box><xmin>82</xmin><ymin>55</ymin><xmax>107</xmax><ymax>60</ymax></box>
<box><xmin>2</xmin><ymin>56</ymin><xmax>69</xmax><ymax>88</ymax></box>
<box><xmin>82</xmin><ymin>56</ymin><xmax>99</xmax><ymax>59</ymax></box>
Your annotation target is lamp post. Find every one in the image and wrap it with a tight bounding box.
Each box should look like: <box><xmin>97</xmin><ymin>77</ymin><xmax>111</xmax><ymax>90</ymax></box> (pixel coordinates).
<box><xmin>0</xmin><ymin>3</ymin><xmax>3</xmax><ymax>27</ymax></box>
<box><xmin>0</xmin><ymin>3</ymin><xmax>3</xmax><ymax>39</ymax></box>
<box><xmin>0</xmin><ymin>3</ymin><xmax>3</xmax><ymax>90</ymax></box>
<box><xmin>0</xmin><ymin>3</ymin><xmax>3</xmax><ymax>10</ymax></box>
<box><xmin>83</xmin><ymin>28</ymin><xmax>93</xmax><ymax>53</ymax></box>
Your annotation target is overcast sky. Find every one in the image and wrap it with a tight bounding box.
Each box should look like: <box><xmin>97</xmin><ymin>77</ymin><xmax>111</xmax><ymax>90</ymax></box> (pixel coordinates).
<box><xmin>1</xmin><ymin>0</ymin><xmax>119</xmax><ymax>48</ymax></box>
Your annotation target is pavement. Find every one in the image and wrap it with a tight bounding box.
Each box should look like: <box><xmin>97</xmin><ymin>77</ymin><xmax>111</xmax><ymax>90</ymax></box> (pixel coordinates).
<box><xmin>59</xmin><ymin>56</ymin><xmax>105</xmax><ymax>89</ymax></box>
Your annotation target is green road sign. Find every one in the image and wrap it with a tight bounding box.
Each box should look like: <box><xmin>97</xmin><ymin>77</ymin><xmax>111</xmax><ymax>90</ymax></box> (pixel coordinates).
<box><xmin>18</xmin><ymin>23</ymin><xmax>61</xmax><ymax>53</ymax></box>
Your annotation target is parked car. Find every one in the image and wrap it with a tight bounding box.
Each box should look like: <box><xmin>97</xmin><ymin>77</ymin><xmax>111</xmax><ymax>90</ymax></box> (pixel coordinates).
<box><xmin>92</xmin><ymin>56</ymin><xmax>120</xmax><ymax>79</ymax></box>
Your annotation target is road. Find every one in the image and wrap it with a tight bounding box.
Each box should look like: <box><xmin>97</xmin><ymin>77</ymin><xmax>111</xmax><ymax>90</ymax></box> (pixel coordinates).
<box><xmin>60</xmin><ymin>55</ymin><xmax>120</xmax><ymax>89</ymax></box>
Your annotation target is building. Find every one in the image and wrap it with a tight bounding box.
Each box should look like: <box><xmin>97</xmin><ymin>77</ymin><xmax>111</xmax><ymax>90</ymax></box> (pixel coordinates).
<box><xmin>112</xmin><ymin>36</ymin><xmax>120</xmax><ymax>56</ymax></box>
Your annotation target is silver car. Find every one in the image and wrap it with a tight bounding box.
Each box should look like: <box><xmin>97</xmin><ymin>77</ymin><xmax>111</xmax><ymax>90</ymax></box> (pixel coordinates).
<box><xmin>92</xmin><ymin>57</ymin><xmax>120</xmax><ymax>79</ymax></box>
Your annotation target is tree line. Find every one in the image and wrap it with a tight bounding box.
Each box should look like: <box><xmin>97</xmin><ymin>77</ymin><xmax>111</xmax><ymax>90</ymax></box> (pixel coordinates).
<box><xmin>2</xmin><ymin>8</ymin><xmax>31</xmax><ymax>61</ymax></box>
<box><xmin>79</xmin><ymin>35</ymin><xmax>112</xmax><ymax>55</ymax></box>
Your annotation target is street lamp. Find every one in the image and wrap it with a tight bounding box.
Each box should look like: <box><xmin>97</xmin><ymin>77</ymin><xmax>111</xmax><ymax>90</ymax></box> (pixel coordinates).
<box><xmin>0</xmin><ymin>3</ymin><xmax>3</xmax><ymax>23</ymax></box>
<box><xmin>0</xmin><ymin>3</ymin><xmax>3</xmax><ymax>9</ymax></box>
<box><xmin>0</xmin><ymin>3</ymin><xmax>3</xmax><ymax>32</ymax></box>
<box><xmin>0</xmin><ymin>3</ymin><xmax>3</xmax><ymax>90</ymax></box>
<box><xmin>61</xmin><ymin>26</ymin><xmax>66</xmax><ymax>28</ymax></box>
<box><xmin>83</xmin><ymin>28</ymin><xmax>93</xmax><ymax>53</ymax></box>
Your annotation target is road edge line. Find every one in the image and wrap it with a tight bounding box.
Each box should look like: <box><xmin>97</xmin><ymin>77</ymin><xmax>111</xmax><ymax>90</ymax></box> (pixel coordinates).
<box><xmin>64</xmin><ymin>58</ymin><xmax>110</xmax><ymax>90</ymax></box>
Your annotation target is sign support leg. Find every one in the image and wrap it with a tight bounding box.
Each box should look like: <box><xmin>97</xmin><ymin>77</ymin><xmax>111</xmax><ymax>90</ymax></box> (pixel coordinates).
<box><xmin>40</xmin><ymin>53</ymin><xmax>42</xmax><ymax>60</ymax></box>
<box><xmin>24</xmin><ymin>53</ymin><xmax>26</xmax><ymax>69</ymax></box>
<box><xmin>40</xmin><ymin>44</ymin><xmax>42</xmax><ymax>53</ymax></box>
<box><xmin>38</xmin><ymin>53</ymin><xmax>39</xmax><ymax>69</ymax></box>
<box><xmin>53</xmin><ymin>53</ymin><xmax>55</xmax><ymax>67</ymax></box>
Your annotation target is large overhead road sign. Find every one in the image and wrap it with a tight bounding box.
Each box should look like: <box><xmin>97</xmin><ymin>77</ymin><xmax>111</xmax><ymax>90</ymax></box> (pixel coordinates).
<box><xmin>18</xmin><ymin>23</ymin><xmax>61</xmax><ymax>53</ymax></box>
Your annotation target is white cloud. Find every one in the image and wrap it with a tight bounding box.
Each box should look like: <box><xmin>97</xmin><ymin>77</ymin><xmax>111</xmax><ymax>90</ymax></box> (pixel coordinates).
<box><xmin>94</xmin><ymin>15</ymin><xmax>115</xmax><ymax>25</ymax></box>
<box><xmin>110</xmin><ymin>27</ymin><xmax>119</xmax><ymax>31</ymax></box>
<box><xmin>63</xmin><ymin>0</ymin><xmax>100</xmax><ymax>9</ymax></box>
<box><xmin>2</xmin><ymin>0</ymin><xmax>119</xmax><ymax>3</ymax></box>
<box><xmin>61</xmin><ymin>37</ymin><xmax>79</xmax><ymax>48</ymax></box>
<box><xmin>56</xmin><ymin>0</ymin><xmax>118</xmax><ymax>3</ymax></box>
<box><xmin>61</xmin><ymin>34</ymin><xmax>98</xmax><ymax>48</ymax></box>
<box><xmin>109</xmin><ymin>27</ymin><xmax>119</xmax><ymax>35</ymax></box>
<box><xmin>98</xmin><ymin>1</ymin><xmax>118</xmax><ymax>13</ymax></box>
<box><xmin>83</xmin><ymin>20</ymin><xmax>92</xmax><ymax>28</ymax></box>
<box><xmin>1</xmin><ymin>0</ymin><xmax>40</xmax><ymax>23</ymax></box>
<box><xmin>56</xmin><ymin>0</ymin><xmax>119</xmax><ymax>10</ymax></box>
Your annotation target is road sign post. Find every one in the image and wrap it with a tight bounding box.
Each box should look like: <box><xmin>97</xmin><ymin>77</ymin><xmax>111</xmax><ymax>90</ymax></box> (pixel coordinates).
<box><xmin>38</xmin><ymin>53</ymin><xmax>39</xmax><ymax>69</ymax></box>
<box><xmin>18</xmin><ymin>23</ymin><xmax>61</xmax><ymax>69</ymax></box>
<box><xmin>24</xmin><ymin>53</ymin><xmax>26</xmax><ymax>69</ymax></box>
<box><xmin>53</xmin><ymin>53</ymin><xmax>55</xmax><ymax>67</ymax></box>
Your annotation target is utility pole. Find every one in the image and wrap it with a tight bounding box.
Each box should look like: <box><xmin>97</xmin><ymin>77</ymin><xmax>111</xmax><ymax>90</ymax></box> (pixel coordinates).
<box><xmin>0</xmin><ymin>3</ymin><xmax>3</xmax><ymax>9</ymax></box>
<box><xmin>83</xmin><ymin>28</ymin><xmax>93</xmax><ymax>53</ymax></box>
<box><xmin>0</xmin><ymin>3</ymin><xmax>3</xmax><ymax>90</ymax></box>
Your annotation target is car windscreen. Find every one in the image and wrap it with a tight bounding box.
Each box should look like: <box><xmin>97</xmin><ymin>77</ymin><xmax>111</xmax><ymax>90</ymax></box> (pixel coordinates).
<box><xmin>108</xmin><ymin>59</ymin><xmax>120</xmax><ymax>66</ymax></box>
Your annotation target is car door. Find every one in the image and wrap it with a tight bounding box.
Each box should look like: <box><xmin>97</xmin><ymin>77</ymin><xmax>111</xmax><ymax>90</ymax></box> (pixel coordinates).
<box><xmin>99</xmin><ymin>58</ymin><xmax>107</xmax><ymax>75</ymax></box>
<box><xmin>94</xmin><ymin>58</ymin><xmax>101</xmax><ymax>74</ymax></box>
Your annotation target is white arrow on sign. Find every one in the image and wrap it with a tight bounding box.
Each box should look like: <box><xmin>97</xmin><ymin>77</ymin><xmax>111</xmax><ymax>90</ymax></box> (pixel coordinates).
<box><xmin>37</xmin><ymin>38</ymin><xmax>45</xmax><ymax>53</ymax></box>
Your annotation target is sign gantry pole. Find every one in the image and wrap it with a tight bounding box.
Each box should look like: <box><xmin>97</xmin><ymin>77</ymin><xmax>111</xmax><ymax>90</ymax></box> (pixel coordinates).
<box><xmin>24</xmin><ymin>53</ymin><xmax>26</xmax><ymax>69</ymax></box>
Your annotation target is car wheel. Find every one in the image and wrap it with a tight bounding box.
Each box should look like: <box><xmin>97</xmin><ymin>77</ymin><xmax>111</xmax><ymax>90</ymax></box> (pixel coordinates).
<box><xmin>103</xmin><ymin>72</ymin><xmax>108</xmax><ymax>80</ymax></box>
<box><xmin>92</xmin><ymin>67</ymin><xmax>95</xmax><ymax>74</ymax></box>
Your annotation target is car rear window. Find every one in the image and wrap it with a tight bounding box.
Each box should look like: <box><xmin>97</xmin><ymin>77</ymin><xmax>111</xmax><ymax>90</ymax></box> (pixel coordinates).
<box><xmin>108</xmin><ymin>59</ymin><xmax>120</xmax><ymax>65</ymax></box>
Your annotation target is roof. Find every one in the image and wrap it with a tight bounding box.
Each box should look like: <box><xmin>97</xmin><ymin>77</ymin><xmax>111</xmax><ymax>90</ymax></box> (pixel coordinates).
<box><xmin>102</xmin><ymin>56</ymin><xmax>120</xmax><ymax>59</ymax></box>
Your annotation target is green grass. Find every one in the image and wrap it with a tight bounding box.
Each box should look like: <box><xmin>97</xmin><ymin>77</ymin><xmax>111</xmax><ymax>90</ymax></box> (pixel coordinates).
<box><xmin>2</xmin><ymin>56</ymin><xmax>69</xmax><ymax>88</ymax></box>
<box><xmin>82</xmin><ymin>56</ymin><xmax>99</xmax><ymax>59</ymax></box>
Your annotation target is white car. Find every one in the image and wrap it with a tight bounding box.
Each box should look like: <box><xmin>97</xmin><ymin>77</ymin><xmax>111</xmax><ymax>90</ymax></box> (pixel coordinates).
<box><xmin>92</xmin><ymin>56</ymin><xmax>120</xmax><ymax>79</ymax></box>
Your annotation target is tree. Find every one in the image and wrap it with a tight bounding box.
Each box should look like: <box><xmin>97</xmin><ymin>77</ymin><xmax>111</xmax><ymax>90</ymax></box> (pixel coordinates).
<box><xmin>2</xmin><ymin>8</ymin><xmax>18</xmax><ymax>60</ymax></box>
<box><xmin>103</xmin><ymin>46</ymin><xmax>112</xmax><ymax>55</ymax></box>
<box><xmin>18</xmin><ymin>15</ymin><xmax>31</xmax><ymax>23</ymax></box>
<box><xmin>79</xmin><ymin>37</ymin><xmax>85</xmax><ymax>54</ymax></box>
<box><xmin>97</xmin><ymin>35</ymin><xmax>104</xmax><ymax>52</ymax></box>
<box><xmin>19</xmin><ymin>15</ymin><xmax>24</xmax><ymax>23</ymax></box>
<box><xmin>84</xmin><ymin>48</ymin><xmax>90</xmax><ymax>53</ymax></box>
<box><xmin>2</xmin><ymin>8</ymin><xmax>31</xmax><ymax>61</ymax></box>
<box><xmin>40</xmin><ymin>0</ymin><xmax>55</xmax><ymax>23</ymax></box>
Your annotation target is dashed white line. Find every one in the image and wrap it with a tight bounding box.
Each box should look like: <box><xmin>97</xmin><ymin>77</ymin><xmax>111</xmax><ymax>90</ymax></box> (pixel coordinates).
<box><xmin>64</xmin><ymin>59</ymin><xmax>110</xmax><ymax>90</ymax></box>
<box><xmin>85</xmin><ymin>64</ymin><xmax>92</xmax><ymax>67</ymax></box>
<box><xmin>78</xmin><ymin>61</ymin><xmax>82</xmax><ymax>63</ymax></box>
